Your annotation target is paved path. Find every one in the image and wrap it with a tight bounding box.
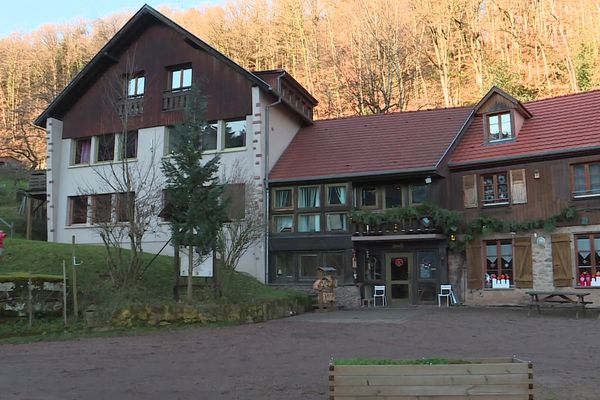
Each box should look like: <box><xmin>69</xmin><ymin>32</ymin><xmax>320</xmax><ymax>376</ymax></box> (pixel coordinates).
<box><xmin>1</xmin><ymin>306</ymin><xmax>598</xmax><ymax>399</ymax></box>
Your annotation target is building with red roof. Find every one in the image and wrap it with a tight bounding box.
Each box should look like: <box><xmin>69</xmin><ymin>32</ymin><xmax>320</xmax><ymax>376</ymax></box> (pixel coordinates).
<box><xmin>269</xmin><ymin>86</ymin><xmax>600</xmax><ymax>309</ymax></box>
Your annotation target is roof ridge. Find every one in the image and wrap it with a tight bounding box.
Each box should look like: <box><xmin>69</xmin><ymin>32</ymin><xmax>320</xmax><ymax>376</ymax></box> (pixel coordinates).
<box><xmin>313</xmin><ymin>105</ymin><xmax>473</xmax><ymax>123</ymax></box>
<box><xmin>525</xmin><ymin>88</ymin><xmax>600</xmax><ymax>106</ymax></box>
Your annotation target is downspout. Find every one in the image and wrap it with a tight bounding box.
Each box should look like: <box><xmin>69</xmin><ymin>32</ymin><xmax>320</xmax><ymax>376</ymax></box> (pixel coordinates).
<box><xmin>263</xmin><ymin>71</ymin><xmax>286</xmax><ymax>284</ymax></box>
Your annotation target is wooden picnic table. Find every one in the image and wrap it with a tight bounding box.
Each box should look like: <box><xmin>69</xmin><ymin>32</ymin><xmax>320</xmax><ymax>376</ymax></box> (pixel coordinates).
<box><xmin>526</xmin><ymin>290</ymin><xmax>592</xmax><ymax>319</ymax></box>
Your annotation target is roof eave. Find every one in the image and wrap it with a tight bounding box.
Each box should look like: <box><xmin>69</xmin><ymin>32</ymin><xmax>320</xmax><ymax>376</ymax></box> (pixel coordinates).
<box><xmin>269</xmin><ymin>166</ymin><xmax>439</xmax><ymax>185</ymax></box>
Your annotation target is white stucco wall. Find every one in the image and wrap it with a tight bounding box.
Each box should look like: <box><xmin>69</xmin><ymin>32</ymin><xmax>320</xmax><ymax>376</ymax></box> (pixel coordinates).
<box><xmin>47</xmin><ymin>112</ymin><xmax>268</xmax><ymax>281</ymax></box>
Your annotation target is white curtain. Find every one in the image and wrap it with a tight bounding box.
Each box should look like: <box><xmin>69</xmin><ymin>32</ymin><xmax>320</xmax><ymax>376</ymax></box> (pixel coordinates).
<box><xmin>327</xmin><ymin>213</ymin><xmax>347</xmax><ymax>231</ymax></box>
<box><xmin>300</xmin><ymin>187</ymin><xmax>320</xmax><ymax>208</ymax></box>
<box><xmin>275</xmin><ymin>190</ymin><xmax>291</xmax><ymax>208</ymax></box>
<box><xmin>329</xmin><ymin>186</ymin><xmax>346</xmax><ymax>205</ymax></box>
<box><xmin>299</xmin><ymin>214</ymin><xmax>320</xmax><ymax>232</ymax></box>
<box><xmin>275</xmin><ymin>216</ymin><xmax>293</xmax><ymax>232</ymax></box>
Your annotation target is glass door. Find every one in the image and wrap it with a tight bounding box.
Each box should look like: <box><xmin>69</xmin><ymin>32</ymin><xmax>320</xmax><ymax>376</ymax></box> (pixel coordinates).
<box><xmin>415</xmin><ymin>251</ymin><xmax>440</xmax><ymax>304</ymax></box>
<box><xmin>385</xmin><ymin>253</ymin><xmax>412</xmax><ymax>305</ymax></box>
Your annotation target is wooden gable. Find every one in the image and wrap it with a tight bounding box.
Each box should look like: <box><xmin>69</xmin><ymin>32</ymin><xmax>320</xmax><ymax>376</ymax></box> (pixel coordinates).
<box><xmin>60</xmin><ymin>21</ymin><xmax>255</xmax><ymax>139</ymax></box>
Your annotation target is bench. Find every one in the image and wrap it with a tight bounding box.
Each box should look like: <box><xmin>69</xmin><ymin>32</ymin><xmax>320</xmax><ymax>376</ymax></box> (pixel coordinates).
<box><xmin>526</xmin><ymin>291</ymin><xmax>592</xmax><ymax>319</ymax></box>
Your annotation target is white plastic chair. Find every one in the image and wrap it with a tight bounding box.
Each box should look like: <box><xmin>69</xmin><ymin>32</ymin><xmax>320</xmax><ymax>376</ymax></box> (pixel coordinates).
<box><xmin>373</xmin><ymin>285</ymin><xmax>386</xmax><ymax>307</ymax></box>
<box><xmin>438</xmin><ymin>284</ymin><xmax>452</xmax><ymax>307</ymax></box>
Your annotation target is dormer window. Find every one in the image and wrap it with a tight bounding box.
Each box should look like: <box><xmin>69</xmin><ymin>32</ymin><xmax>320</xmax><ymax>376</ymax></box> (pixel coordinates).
<box><xmin>488</xmin><ymin>112</ymin><xmax>513</xmax><ymax>142</ymax></box>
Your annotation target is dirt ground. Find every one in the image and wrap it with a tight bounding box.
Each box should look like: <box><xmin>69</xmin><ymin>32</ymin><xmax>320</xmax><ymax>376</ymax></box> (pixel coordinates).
<box><xmin>1</xmin><ymin>306</ymin><xmax>598</xmax><ymax>400</ymax></box>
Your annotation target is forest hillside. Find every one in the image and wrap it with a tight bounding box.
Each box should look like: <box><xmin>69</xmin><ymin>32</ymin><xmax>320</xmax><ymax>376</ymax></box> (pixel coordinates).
<box><xmin>1</xmin><ymin>0</ymin><xmax>599</xmax><ymax>168</ymax></box>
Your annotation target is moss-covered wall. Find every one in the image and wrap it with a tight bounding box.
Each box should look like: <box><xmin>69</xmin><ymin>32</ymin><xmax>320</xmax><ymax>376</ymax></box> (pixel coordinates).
<box><xmin>87</xmin><ymin>296</ymin><xmax>312</xmax><ymax>327</ymax></box>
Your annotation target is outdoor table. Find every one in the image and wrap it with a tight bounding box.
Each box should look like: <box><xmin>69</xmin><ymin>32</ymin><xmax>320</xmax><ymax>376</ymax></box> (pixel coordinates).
<box><xmin>526</xmin><ymin>290</ymin><xmax>592</xmax><ymax>319</ymax></box>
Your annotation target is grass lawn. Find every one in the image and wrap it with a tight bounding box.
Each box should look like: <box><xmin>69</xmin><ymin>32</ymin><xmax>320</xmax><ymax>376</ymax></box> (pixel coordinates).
<box><xmin>0</xmin><ymin>238</ymin><xmax>304</xmax><ymax>342</ymax></box>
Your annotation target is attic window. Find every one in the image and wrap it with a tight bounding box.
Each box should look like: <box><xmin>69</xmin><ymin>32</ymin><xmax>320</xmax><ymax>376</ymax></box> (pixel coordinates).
<box><xmin>488</xmin><ymin>112</ymin><xmax>513</xmax><ymax>142</ymax></box>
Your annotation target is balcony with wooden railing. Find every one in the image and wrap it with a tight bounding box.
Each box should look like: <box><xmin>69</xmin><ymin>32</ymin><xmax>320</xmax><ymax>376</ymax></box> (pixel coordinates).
<box><xmin>162</xmin><ymin>89</ymin><xmax>190</xmax><ymax>111</ymax></box>
<box><xmin>117</xmin><ymin>97</ymin><xmax>144</xmax><ymax>117</ymax></box>
<box><xmin>352</xmin><ymin>217</ymin><xmax>439</xmax><ymax>236</ymax></box>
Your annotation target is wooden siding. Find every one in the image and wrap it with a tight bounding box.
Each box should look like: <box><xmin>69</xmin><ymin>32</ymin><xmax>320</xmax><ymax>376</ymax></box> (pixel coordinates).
<box><xmin>450</xmin><ymin>153</ymin><xmax>600</xmax><ymax>224</ymax></box>
<box><xmin>329</xmin><ymin>358</ymin><xmax>533</xmax><ymax>400</ymax></box>
<box><xmin>61</xmin><ymin>21</ymin><xmax>253</xmax><ymax>139</ymax></box>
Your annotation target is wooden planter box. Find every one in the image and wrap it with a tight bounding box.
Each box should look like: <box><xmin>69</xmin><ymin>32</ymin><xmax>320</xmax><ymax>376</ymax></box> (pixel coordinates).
<box><xmin>329</xmin><ymin>357</ymin><xmax>533</xmax><ymax>399</ymax></box>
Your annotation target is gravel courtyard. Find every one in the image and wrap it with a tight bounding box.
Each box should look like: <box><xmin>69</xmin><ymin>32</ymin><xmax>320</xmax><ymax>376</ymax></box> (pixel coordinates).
<box><xmin>1</xmin><ymin>306</ymin><xmax>598</xmax><ymax>399</ymax></box>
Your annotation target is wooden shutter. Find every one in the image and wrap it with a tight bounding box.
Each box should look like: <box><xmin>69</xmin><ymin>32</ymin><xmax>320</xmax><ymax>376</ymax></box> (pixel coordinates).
<box><xmin>513</xmin><ymin>237</ymin><xmax>533</xmax><ymax>288</ymax></box>
<box><xmin>466</xmin><ymin>240</ymin><xmax>483</xmax><ymax>289</ymax></box>
<box><xmin>463</xmin><ymin>175</ymin><xmax>478</xmax><ymax>208</ymax></box>
<box><xmin>552</xmin><ymin>233</ymin><xmax>573</xmax><ymax>287</ymax></box>
<box><xmin>510</xmin><ymin>169</ymin><xmax>527</xmax><ymax>204</ymax></box>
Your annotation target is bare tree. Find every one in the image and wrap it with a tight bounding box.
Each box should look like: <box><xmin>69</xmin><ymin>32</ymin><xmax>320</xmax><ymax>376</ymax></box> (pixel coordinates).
<box><xmin>217</xmin><ymin>162</ymin><xmax>264</xmax><ymax>271</ymax></box>
<box><xmin>78</xmin><ymin>52</ymin><xmax>163</xmax><ymax>289</ymax></box>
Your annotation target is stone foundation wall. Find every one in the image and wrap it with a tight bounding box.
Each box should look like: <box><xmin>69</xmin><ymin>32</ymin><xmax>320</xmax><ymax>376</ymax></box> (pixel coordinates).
<box><xmin>0</xmin><ymin>277</ymin><xmax>64</xmax><ymax>317</ymax></box>
<box><xmin>90</xmin><ymin>296</ymin><xmax>312</xmax><ymax>327</ymax></box>
<box><xmin>450</xmin><ymin>226</ymin><xmax>600</xmax><ymax>307</ymax></box>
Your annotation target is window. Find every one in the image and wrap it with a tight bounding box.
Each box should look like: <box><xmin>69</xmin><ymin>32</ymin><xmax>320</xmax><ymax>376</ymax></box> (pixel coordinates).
<box><xmin>361</xmin><ymin>187</ymin><xmax>377</xmax><ymax>207</ymax></box>
<box><xmin>127</xmin><ymin>75</ymin><xmax>145</xmax><ymax>97</ymax></box>
<box><xmin>117</xmin><ymin>192</ymin><xmax>134</xmax><ymax>222</ymax></box>
<box><xmin>122</xmin><ymin>131</ymin><xmax>138</xmax><ymax>159</ymax></box>
<box><xmin>298</xmin><ymin>214</ymin><xmax>320</xmax><ymax>232</ymax></box>
<box><xmin>385</xmin><ymin>185</ymin><xmax>402</xmax><ymax>208</ymax></box>
<box><xmin>298</xmin><ymin>186</ymin><xmax>320</xmax><ymax>208</ymax></box>
<box><xmin>92</xmin><ymin>194</ymin><xmax>112</xmax><ymax>223</ymax></box>
<box><xmin>273</xmin><ymin>215</ymin><xmax>293</xmax><ymax>232</ymax></box>
<box><xmin>409</xmin><ymin>184</ymin><xmax>430</xmax><ymax>205</ymax></box>
<box><xmin>575</xmin><ymin>234</ymin><xmax>600</xmax><ymax>285</ymax></box>
<box><xmin>203</xmin><ymin>123</ymin><xmax>218</xmax><ymax>151</ymax></box>
<box><xmin>224</xmin><ymin>119</ymin><xmax>246</xmax><ymax>149</ymax></box>
<box><xmin>327</xmin><ymin>185</ymin><xmax>347</xmax><ymax>206</ymax></box>
<box><xmin>170</xmin><ymin>66</ymin><xmax>192</xmax><ymax>91</ymax></box>
<box><xmin>299</xmin><ymin>254</ymin><xmax>319</xmax><ymax>279</ymax></box>
<box><xmin>488</xmin><ymin>112</ymin><xmax>513</xmax><ymax>141</ymax></box>
<box><xmin>273</xmin><ymin>188</ymin><xmax>292</xmax><ymax>209</ymax></box>
<box><xmin>572</xmin><ymin>163</ymin><xmax>600</xmax><ymax>197</ymax></box>
<box><xmin>69</xmin><ymin>196</ymin><xmax>88</xmax><ymax>224</ymax></box>
<box><xmin>482</xmin><ymin>173</ymin><xmax>509</xmax><ymax>205</ymax></box>
<box><xmin>324</xmin><ymin>252</ymin><xmax>347</xmax><ymax>281</ymax></box>
<box><xmin>274</xmin><ymin>253</ymin><xmax>294</xmax><ymax>280</ymax></box>
<box><xmin>96</xmin><ymin>133</ymin><xmax>115</xmax><ymax>162</ymax></box>
<box><xmin>73</xmin><ymin>138</ymin><xmax>91</xmax><ymax>165</ymax></box>
<box><xmin>222</xmin><ymin>183</ymin><xmax>245</xmax><ymax>220</ymax></box>
<box><xmin>364</xmin><ymin>251</ymin><xmax>382</xmax><ymax>281</ymax></box>
<box><xmin>326</xmin><ymin>213</ymin><xmax>347</xmax><ymax>232</ymax></box>
<box><xmin>484</xmin><ymin>240</ymin><xmax>513</xmax><ymax>288</ymax></box>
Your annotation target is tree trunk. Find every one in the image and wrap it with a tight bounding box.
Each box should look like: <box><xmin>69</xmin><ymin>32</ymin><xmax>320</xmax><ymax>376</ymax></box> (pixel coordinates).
<box><xmin>187</xmin><ymin>245</ymin><xmax>193</xmax><ymax>303</ymax></box>
<box><xmin>173</xmin><ymin>245</ymin><xmax>180</xmax><ymax>301</ymax></box>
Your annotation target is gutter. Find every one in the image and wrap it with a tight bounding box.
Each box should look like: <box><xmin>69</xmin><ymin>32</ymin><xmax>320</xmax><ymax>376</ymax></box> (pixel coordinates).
<box><xmin>269</xmin><ymin>166</ymin><xmax>438</xmax><ymax>185</ymax></box>
<box><xmin>263</xmin><ymin>71</ymin><xmax>286</xmax><ymax>284</ymax></box>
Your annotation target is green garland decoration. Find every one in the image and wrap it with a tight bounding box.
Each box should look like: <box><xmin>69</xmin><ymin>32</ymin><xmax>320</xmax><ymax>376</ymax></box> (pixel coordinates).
<box><xmin>350</xmin><ymin>205</ymin><xmax>578</xmax><ymax>253</ymax></box>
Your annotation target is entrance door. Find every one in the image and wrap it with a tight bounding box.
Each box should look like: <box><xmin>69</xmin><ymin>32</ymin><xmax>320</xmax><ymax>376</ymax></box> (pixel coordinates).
<box><xmin>385</xmin><ymin>253</ymin><xmax>412</xmax><ymax>305</ymax></box>
<box><xmin>415</xmin><ymin>251</ymin><xmax>440</xmax><ymax>304</ymax></box>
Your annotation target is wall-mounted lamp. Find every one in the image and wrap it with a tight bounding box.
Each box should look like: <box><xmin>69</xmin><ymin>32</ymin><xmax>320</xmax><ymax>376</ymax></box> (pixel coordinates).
<box><xmin>534</xmin><ymin>232</ymin><xmax>546</xmax><ymax>247</ymax></box>
<box><xmin>424</xmin><ymin>176</ymin><xmax>432</xmax><ymax>184</ymax></box>
<box><xmin>533</xmin><ymin>169</ymin><xmax>540</xmax><ymax>179</ymax></box>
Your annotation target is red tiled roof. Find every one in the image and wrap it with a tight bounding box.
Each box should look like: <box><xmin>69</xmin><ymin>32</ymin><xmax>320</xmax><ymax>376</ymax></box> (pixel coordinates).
<box><xmin>450</xmin><ymin>89</ymin><xmax>600</xmax><ymax>165</ymax></box>
<box><xmin>269</xmin><ymin>107</ymin><xmax>473</xmax><ymax>182</ymax></box>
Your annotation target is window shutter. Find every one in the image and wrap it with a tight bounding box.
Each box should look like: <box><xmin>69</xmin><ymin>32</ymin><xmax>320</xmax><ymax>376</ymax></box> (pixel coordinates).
<box><xmin>466</xmin><ymin>240</ymin><xmax>483</xmax><ymax>289</ymax></box>
<box><xmin>551</xmin><ymin>233</ymin><xmax>573</xmax><ymax>287</ymax></box>
<box><xmin>510</xmin><ymin>169</ymin><xmax>527</xmax><ymax>204</ymax></box>
<box><xmin>513</xmin><ymin>237</ymin><xmax>533</xmax><ymax>288</ymax></box>
<box><xmin>463</xmin><ymin>175</ymin><xmax>478</xmax><ymax>208</ymax></box>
